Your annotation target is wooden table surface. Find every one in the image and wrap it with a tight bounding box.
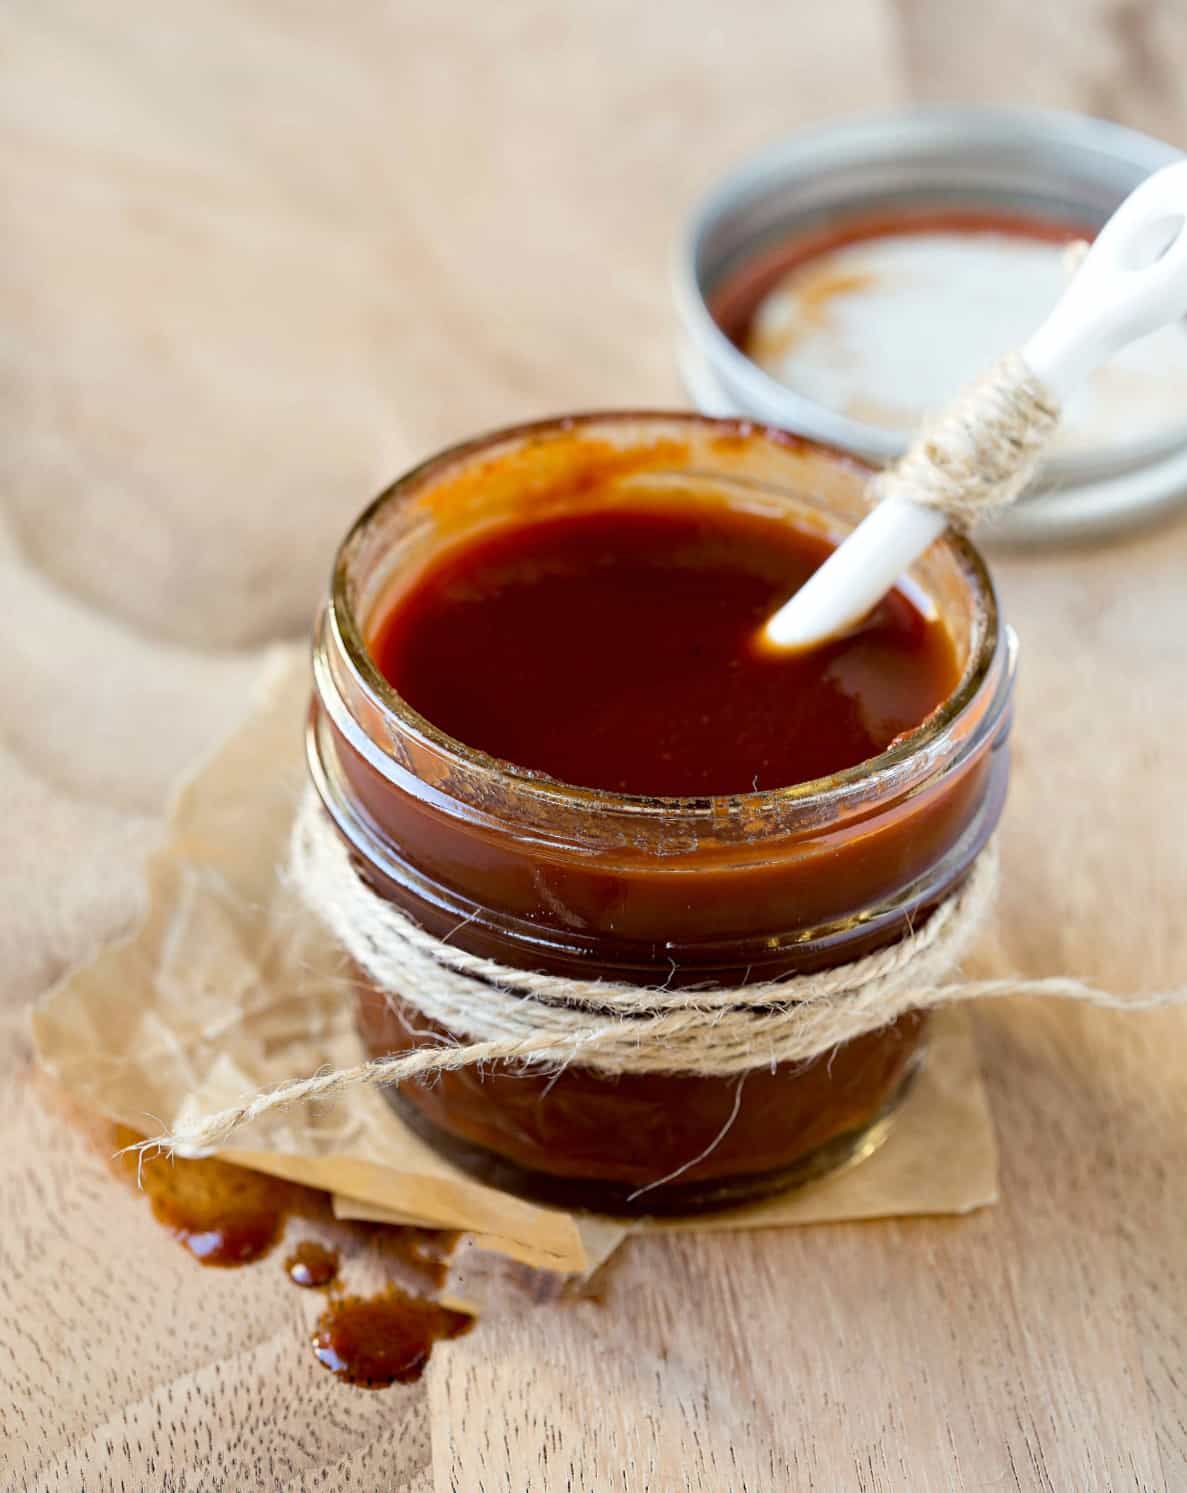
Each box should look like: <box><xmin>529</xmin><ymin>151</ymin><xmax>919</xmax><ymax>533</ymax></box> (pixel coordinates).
<box><xmin>3</xmin><ymin>3</ymin><xmax>1186</xmax><ymax>1489</ymax></box>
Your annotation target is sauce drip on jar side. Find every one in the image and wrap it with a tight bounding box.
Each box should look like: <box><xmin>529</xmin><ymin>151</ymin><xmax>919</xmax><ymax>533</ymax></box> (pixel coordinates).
<box><xmin>370</xmin><ymin>503</ymin><xmax>959</xmax><ymax>798</ymax></box>
<box><xmin>311</xmin><ymin>1289</ymin><xmax>474</xmax><ymax>1389</ymax></box>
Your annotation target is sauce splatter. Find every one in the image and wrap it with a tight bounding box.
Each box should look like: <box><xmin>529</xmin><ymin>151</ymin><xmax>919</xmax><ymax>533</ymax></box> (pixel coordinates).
<box><xmin>111</xmin><ymin>1126</ymin><xmax>474</xmax><ymax>1386</ymax></box>
<box><xmin>311</xmin><ymin>1288</ymin><xmax>474</xmax><ymax>1388</ymax></box>
<box><xmin>285</xmin><ymin>1239</ymin><xmax>340</xmax><ymax>1288</ymax></box>
<box><xmin>112</xmin><ymin>1124</ymin><xmax>328</xmax><ymax>1267</ymax></box>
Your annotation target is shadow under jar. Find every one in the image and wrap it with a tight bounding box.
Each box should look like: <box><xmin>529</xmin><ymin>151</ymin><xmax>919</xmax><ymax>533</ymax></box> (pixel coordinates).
<box><xmin>307</xmin><ymin>413</ymin><xmax>1014</xmax><ymax>1216</ymax></box>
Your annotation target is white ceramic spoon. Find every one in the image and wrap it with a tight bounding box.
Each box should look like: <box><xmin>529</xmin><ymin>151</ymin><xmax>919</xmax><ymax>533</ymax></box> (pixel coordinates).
<box><xmin>763</xmin><ymin>159</ymin><xmax>1187</xmax><ymax>650</ymax></box>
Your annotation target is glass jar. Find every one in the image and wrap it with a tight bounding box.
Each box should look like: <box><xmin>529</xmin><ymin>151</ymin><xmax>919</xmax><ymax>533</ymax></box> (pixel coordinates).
<box><xmin>307</xmin><ymin>413</ymin><xmax>1013</xmax><ymax>1215</ymax></box>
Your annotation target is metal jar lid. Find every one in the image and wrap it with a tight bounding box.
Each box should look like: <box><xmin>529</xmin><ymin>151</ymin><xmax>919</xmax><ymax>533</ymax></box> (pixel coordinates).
<box><xmin>675</xmin><ymin>106</ymin><xmax>1187</xmax><ymax>541</ymax></box>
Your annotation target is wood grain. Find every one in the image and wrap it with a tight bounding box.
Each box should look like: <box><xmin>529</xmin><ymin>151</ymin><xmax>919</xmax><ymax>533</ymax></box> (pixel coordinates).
<box><xmin>3</xmin><ymin>1</ymin><xmax>1187</xmax><ymax>1489</ymax></box>
<box><xmin>430</xmin><ymin>1001</ymin><xmax>1187</xmax><ymax>1490</ymax></box>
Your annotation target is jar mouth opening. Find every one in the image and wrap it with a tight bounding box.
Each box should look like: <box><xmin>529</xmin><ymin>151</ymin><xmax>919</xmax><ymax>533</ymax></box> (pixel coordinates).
<box><xmin>329</xmin><ymin>410</ymin><xmax>1001</xmax><ymax>821</ymax></box>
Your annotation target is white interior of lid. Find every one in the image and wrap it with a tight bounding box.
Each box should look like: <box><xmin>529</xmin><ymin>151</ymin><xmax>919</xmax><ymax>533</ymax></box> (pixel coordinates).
<box><xmin>745</xmin><ymin>230</ymin><xmax>1187</xmax><ymax>459</ymax></box>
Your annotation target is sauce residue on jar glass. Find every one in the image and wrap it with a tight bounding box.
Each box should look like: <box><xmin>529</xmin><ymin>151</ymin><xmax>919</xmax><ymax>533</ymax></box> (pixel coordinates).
<box><xmin>370</xmin><ymin>502</ymin><xmax>959</xmax><ymax>798</ymax></box>
<box><xmin>311</xmin><ymin>1288</ymin><xmax>474</xmax><ymax>1389</ymax></box>
<box><xmin>285</xmin><ymin>1239</ymin><xmax>340</xmax><ymax>1288</ymax></box>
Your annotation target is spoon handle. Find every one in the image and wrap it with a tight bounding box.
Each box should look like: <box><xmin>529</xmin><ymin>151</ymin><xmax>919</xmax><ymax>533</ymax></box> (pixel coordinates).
<box><xmin>764</xmin><ymin>159</ymin><xmax>1187</xmax><ymax>651</ymax></box>
<box><xmin>1026</xmin><ymin>159</ymin><xmax>1187</xmax><ymax>396</ymax></box>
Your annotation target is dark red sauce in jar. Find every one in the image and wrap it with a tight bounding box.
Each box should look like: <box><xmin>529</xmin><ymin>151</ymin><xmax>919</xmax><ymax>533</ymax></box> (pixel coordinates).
<box><xmin>369</xmin><ymin>503</ymin><xmax>960</xmax><ymax>798</ymax></box>
<box><xmin>310</xmin><ymin>415</ymin><xmax>1013</xmax><ymax>1213</ymax></box>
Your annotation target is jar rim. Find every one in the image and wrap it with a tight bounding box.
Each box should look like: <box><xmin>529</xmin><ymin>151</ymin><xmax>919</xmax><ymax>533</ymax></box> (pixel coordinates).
<box><xmin>328</xmin><ymin>409</ymin><xmax>1002</xmax><ymax>823</ymax></box>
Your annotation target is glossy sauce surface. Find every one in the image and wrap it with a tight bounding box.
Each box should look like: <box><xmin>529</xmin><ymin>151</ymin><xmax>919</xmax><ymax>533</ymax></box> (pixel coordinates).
<box><xmin>370</xmin><ymin>503</ymin><xmax>959</xmax><ymax>797</ymax></box>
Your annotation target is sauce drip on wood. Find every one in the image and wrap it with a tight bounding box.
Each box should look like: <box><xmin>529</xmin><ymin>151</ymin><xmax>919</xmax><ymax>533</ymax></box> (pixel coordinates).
<box><xmin>113</xmin><ymin>1123</ymin><xmax>327</xmax><ymax>1267</ymax></box>
<box><xmin>110</xmin><ymin>1127</ymin><xmax>471</xmax><ymax>1386</ymax></box>
<box><xmin>285</xmin><ymin>1240</ymin><xmax>340</xmax><ymax>1288</ymax></box>
<box><xmin>370</xmin><ymin>503</ymin><xmax>959</xmax><ymax>798</ymax></box>
<box><xmin>311</xmin><ymin>1288</ymin><xmax>474</xmax><ymax>1389</ymax></box>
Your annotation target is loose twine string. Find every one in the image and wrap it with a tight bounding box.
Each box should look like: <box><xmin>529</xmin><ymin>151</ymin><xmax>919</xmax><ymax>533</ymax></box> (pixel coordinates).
<box><xmin>140</xmin><ymin>354</ymin><xmax>1185</xmax><ymax>1158</ymax></box>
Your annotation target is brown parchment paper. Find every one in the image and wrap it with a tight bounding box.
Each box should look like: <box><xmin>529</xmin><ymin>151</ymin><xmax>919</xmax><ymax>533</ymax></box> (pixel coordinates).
<box><xmin>32</xmin><ymin>649</ymin><xmax>998</xmax><ymax>1275</ymax></box>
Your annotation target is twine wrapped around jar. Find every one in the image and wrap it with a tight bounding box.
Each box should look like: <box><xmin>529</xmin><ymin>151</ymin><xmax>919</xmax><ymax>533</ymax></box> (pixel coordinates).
<box><xmin>134</xmin><ymin>790</ymin><xmax>1185</xmax><ymax>1158</ymax></box>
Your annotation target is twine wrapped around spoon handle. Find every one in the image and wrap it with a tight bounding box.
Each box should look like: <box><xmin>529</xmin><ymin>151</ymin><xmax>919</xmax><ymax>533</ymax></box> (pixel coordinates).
<box><xmin>761</xmin><ymin>351</ymin><xmax>1062</xmax><ymax>648</ymax></box>
<box><xmin>873</xmin><ymin>351</ymin><xmax>1061</xmax><ymax>530</ymax></box>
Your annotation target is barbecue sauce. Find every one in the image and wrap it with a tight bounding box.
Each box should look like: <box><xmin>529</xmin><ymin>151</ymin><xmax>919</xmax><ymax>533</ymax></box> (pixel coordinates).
<box><xmin>111</xmin><ymin>1128</ymin><xmax>471</xmax><ymax>1388</ymax></box>
<box><xmin>370</xmin><ymin>503</ymin><xmax>959</xmax><ymax>798</ymax></box>
<box><xmin>312</xmin><ymin>1290</ymin><xmax>473</xmax><ymax>1389</ymax></box>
